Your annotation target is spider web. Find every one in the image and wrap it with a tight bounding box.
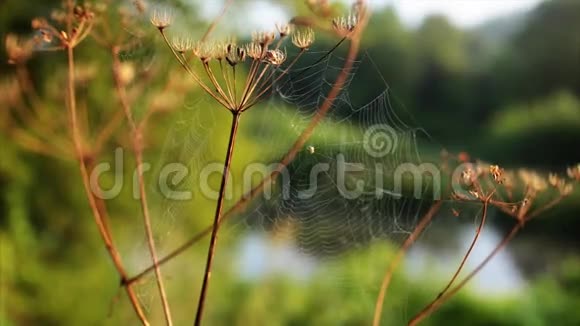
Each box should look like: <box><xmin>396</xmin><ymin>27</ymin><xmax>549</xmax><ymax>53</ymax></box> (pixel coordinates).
<box><xmin>136</xmin><ymin>44</ymin><xmax>448</xmax><ymax>323</ymax></box>
<box><xmin>238</xmin><ymin>49</ymin><xmax>436</xmax><ymax>253</ymax></box>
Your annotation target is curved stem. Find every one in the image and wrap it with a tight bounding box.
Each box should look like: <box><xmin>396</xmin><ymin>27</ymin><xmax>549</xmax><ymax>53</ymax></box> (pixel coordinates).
<box><xmin>112</xmin><ymin>46</ymin><xmax>173</xmax><ymax>326</ymax></box>
<box><xmin>435</xmin><ymin>191</ymin><xmax>493</xmax><ymax>299</ymax></box>
<box><xmin>372</xmin><ymin>201</ymin><xmax>442</xmax><ymax>326</ymax></box>
<box><xmin>194</xmin><ymin>111</ymin><xmax>241</xmax><ymax>326</ymax></box>
<box><xmin>66</xmin><ymin>43</ymin><xmax>149</xmax><ymax>325</ymax></box>
<box><xmin>408</xmin><ymin>223</ymin><xmax>522</xmax><ymax>326</ymax></box>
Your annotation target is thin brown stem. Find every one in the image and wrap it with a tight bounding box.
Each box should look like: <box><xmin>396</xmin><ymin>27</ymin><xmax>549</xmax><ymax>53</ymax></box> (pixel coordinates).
<box><xmin>66</xmin><ymin>38</ymin><xmax>149</xmax><ymax>325</ymax></box>
<box><xmin>408</xmin><ymin>223</ymin><xmax>522</xmax><ymax>326</ymax></box>
<box><xmin>434</xmin><ymin>191</ymin><xmax>494</xmax><ymax>299</ymax></box>
<box><xmin>200</xmin><ymin>0</ymin><xmax>234</xmax><ymax>42</ymax></box>
<box><xmin>194</xmin><ymin>111</ymin><xmax>241</xmax><ymax>326</ymax></box>
<box><xmin>372</xmin><ymin>201</ymin><xmax>442</xmax><ymax>326</ymax></box>
<box><xmin>111</xmin><ymin>46</ymin><xmax>173</xmax><ymax>326</ymax></box>
<box><xmin>159</xmin><ymin>30</ymin><xmax>230</xmax><ymax>109</ymax></box>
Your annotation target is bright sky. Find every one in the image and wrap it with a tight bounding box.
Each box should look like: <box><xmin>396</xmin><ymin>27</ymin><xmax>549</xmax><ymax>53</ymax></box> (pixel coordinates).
<box><xmin>199</xmin><ymin>0</ymin><xmax>544</xmax><ymax>32</ymax></box>
<box><xmin>376</xmin><ymin>0</ymin><xmax>544</xmax><ymax>27</ymax></box>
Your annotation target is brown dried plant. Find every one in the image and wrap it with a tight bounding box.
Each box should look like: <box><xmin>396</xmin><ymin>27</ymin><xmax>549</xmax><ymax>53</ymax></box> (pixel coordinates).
<box><xmin>2</xmin><ymin>0</ymin><xmax>194</xmax><ymax>324</ymax></box>
<box><xmin>3</xmin><ymin>0</ymin><xmax>370</xmax><ymax>325</ymax></box>
<box><xmin>372</xmin><ymin>150</ymin><xmax>578</xmax><ymax>326</ymax></box>
<box><xmin>5</xmin><ymin>1</ymin><xmax>575</xmax><ymax>325</ymax></box>
<box><xmin>149</xmin><ymin>2</ymin><xmax>369</xmax><ymax>324</ymax></box>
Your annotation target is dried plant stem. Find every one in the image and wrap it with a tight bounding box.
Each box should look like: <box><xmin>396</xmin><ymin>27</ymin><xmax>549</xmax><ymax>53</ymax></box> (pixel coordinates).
<box><xmin>408</xmin><ymin>222</ymin><xmax>522</xmax><ymax>326</ymax></box>
<box><xmin>372</xmin><ymin>201</ymin><xmax>442</xmax><ymax>326</ymax></box>
<box><xmin>194</xmin><ymin>111</ymin><xmax>241</xmax><ymax>326</ymax></box>
<box><xmin>435</xmin><ymin>191</ymin><xmax>493</xmax><ymax>299</ymax></box>
<box><xmin>111</xmin><ymin>47</ymin><xmax>173</xmax><ymax>326</ymax></box>
<box><xmin>200</xmin><ymin>0</ymin><xmax>234</xmax><ymax>43</ymax></box>
<box><xmin>128</xmin><ymin>18</ymin><xmax>367</xmax><ymax>284</ymax></box>
<box><xmin>66</xmin><ymin>44</ymin><xmax>149</xmax><ymax>325</ymax></box>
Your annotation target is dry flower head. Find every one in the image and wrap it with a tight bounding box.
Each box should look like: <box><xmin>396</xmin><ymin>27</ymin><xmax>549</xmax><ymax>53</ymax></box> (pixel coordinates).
<box><xmin>292</xmin><ymin>28</ymin><xmax>315</xmax><ymax>50</ymax></box>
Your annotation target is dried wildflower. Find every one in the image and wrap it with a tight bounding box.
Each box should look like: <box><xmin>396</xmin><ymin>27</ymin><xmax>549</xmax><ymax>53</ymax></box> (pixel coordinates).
<box><xmin>5</xmin><ymin>34</ymin><xmax>34</xmax><ymax>64</ymax></box>
<box><xmin>225</xmin><ymin>44</ymin><xmax>246</xmax><ymax>66</ymax></box>
<box><xmin>292</xmin><ymin>28</ymin><xmax>315</xmax><ymax>50</ymax></box>
<box><xmin>73</xmin><ymin>5</ymin><xmax>95</xmax><ymax>21</ymax></box>
<box><xmin>213</xmin><ymin>43</ymin><xmax>227</xmax><ymax>61</ymax></box>
<box><xmin>263</xmin><ymin>49</ymin><xmax>286</xmax><ymax>65</ymax></box>
<box><xmin>133</xmin><ymin>0</ymin><xmax>147</xmax><ymax>14</ymax></box>
<box><xmin>193</xmin><ymin>42</ymin><xmax>217</xmax><ymax>63</ymax></box>
<box><xmin>562</xmin><ymin>184</ymin><xmax>574</xmax><ymax>196</ymax></box>
<box><xmin>502</xmin><ymin>170</ymin><xmax>515</xmax><ymax>188</ymax></box>
<box><xmin>276</xmin><ymin>23</ymin><xmax>292</xmax><ymax>38</ymax></box>
<box><xmin>332</xmin><ymin>13</ymin><xmax>357</xmax><ymax>35</ymax></box>
<box><xmin>252</xmin><ymin>31</ymin><xmax>276</xmax><ymax>49</ymax></box>
<box><xmin>489</xmin><ymin>165</ymin><xmax>504</xmax><ymax>184</ymax></box>
<box><xmin>548</xmin><ymin>173</ymin><xmax>561</xmax><ymax>188</ymax></box>
<box><xmin>245</xmin><ymin>42</ymin><xmax>263</xmax><ymax>60</ymax></box>
<box><xmin>150</xmin><ymin>8</ymin><xmax>172</xmax><ymax>30</ymax></box>
<box><xmin>171</xmin><ymin>36</ymin><xmax>193</xmax><ymax>54</ymax></box>
<box><xmin>567</xmin><ymin>164</ymin><xmax>580</xmax><ymax>181</ymax></box>
<box><xmin>518</xmin><ymin>169</ymin><xmax>547</xmax><ymax>192</ymax></box>
<box><xmin>31</xmin><ymin>18</ymin><xmax>49</xmax><ymax>30</ymax></box>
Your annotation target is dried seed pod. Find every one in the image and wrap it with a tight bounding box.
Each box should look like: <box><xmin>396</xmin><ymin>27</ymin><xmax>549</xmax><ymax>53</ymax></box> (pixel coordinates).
<box><xmin>245</xmin><ymin>42</ymin><xmax>262</xmax><ymax>60</ymax></box>
<box><xmin>225</xmin><ymin>43</ymin><xmax>246</xmax><ymax>66</ymax></box>
<box><xmin>292</xmin><ymin>28</ymin><xmax>315</xmax><ymax>50</ymax></box>
<box><xmin>332</xmin><ymin>13</ymin><xmax>357</xmax><ymax>34</ymax></box>
<box><xmin>263</xmin><ymin>49</ymin><xmax>286</xmax><ymax>65</ymax></box>
<box><xmin>150</xmin><ymin>8</ymin><xmax>172</xmax><ymax>30</ymax></box>
<box><xmin>276</xmin><ymin>23</ymin><xmax>292</xmax><ymax>38</ymax></box>
<box><xmin>252</xmin><ymin>31</ymin><xmax>276</xmax><ymax>49</ymax></box>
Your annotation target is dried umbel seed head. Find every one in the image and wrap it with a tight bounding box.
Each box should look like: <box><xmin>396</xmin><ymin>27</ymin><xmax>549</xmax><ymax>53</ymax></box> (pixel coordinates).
<box><xmin>332</xmin><ymin>13</ymin><xmax>357</xmax><ymax>34</ymax></box>
<box><xmin>548</xmin><ymin>173</ymin><xmax>562</xmax><ymax>188</ymax></box>
<box><xmin>225</xmin><ymin>44</ymin><xmax>246</xmax><ymax>66</ymax></box>
<box><xmin>292</xmin><ymin>27</ymin><xmax>315</xmax><ymax>50</ymax></box>
<box><xmin>276</xmin><ymin>23</ymin><xmax>292</xmax><ymax>38</ymax></box>
<box><xmin>171</xmin><ymin>36</ymin><xmax>193</xmax><ymax>54</ymax></box>
<box><xmin>252</xmin><ymin>31</ymin><xmax>276</xmax><ymax>49</ymax></box>
<box><xmin>193</xmin><ymin>42</ymin><xmax>221</xmax><ymax>63</ymax></box>
<box><xmin>5</xmin><ymin>34</ymin><xmax>34</xmax><ymax>65</ymax></box>
<box><xmin>31</xmin><ymin>17</ymin><xmax>49</xmax><ymax>30</ymax></box>
<box><xmin>50</xmin><ymin>9</ymin><xmax>67</xmax><ymax>24</ymax></box>
<box><xmin>561</xmin><ymin>184</ymin><xmax>574</xmax><ymax>196</ymax></box>
<box><xmin>489</xmin><ymin>165</ymin><xmax>504</xmax><ymax>184</ymax></box>
<box><xmin>263</xmin><ymin>49</ymin><xmax>286</xmax><ymax>65</ymax></box>
<box><xmin>150</xmin><ymin>8</ymin><xmax>172</xmax><ymax>30</ymax></box>
<box><xmin>567</xmin><ymin>164</ymin><xmax>580</xmax><ymax>181</ymax></box>
<box><xmin>518</xmin><ymin>169</ymin><xmax>547</xmax><ymax>192</ymax></box>
<box><xmin>73</xmin><ymin>4</ymin><xmax>95</xmax><ymax>21</ymax></box>
<box><xmin>133</xmin><ymin>0</ymin><xmax>147</xmax><ymax>14</ymax></box>
<box><xmin>245</xmin><ymin>42</ymin><xmax>263</xmax><ymax>60</ymax></box>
